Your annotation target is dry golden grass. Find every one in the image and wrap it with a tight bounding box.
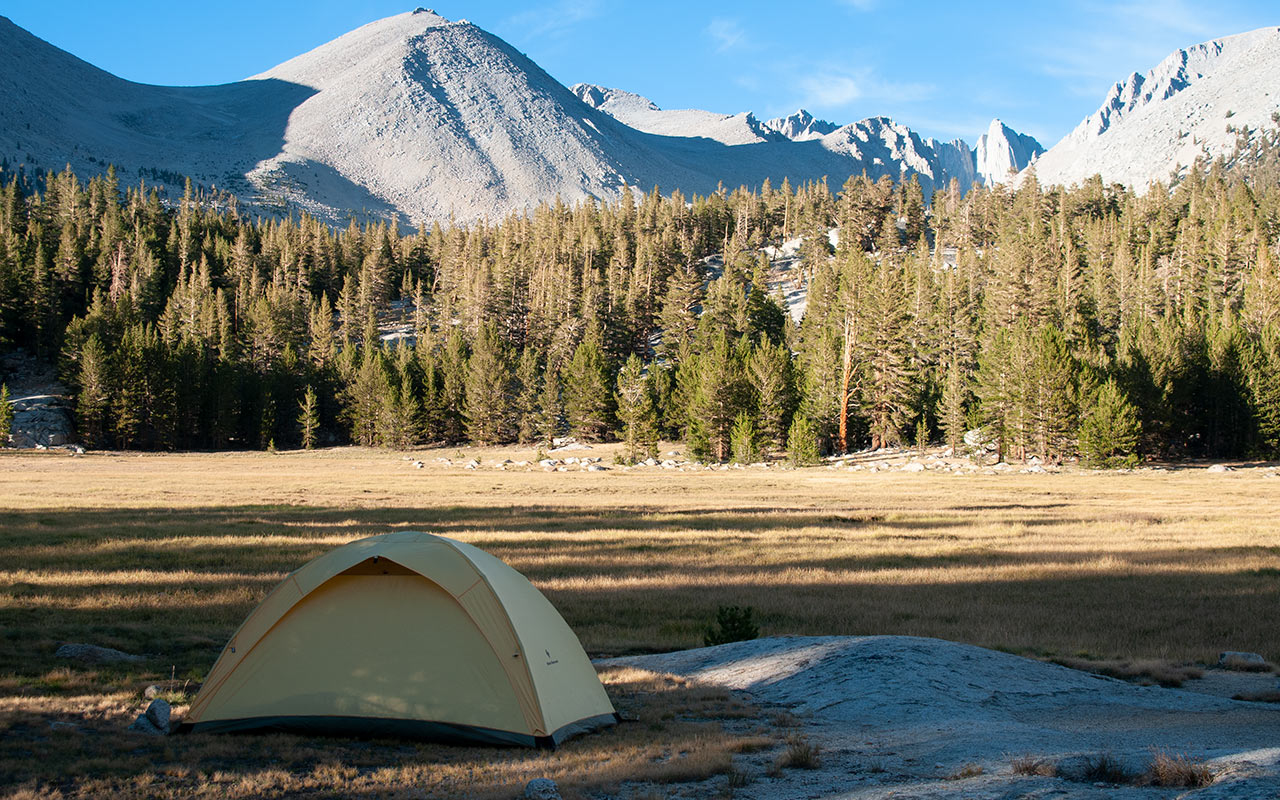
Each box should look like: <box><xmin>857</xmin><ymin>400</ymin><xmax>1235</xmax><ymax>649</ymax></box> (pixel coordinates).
<box><xmin>1</xmin><ymin>445</ymin><xmax>1278</xmax><ymax>797</ymax></box>
<box><xmin>1049</xmin><ymin>657</ymin><xmax>1204</xmax><ymax>687</ymax></box>
<box><xmin>1145</xmin><ymin>749</ymin><xmax>1215</xmax><ymax>788</ymax></box>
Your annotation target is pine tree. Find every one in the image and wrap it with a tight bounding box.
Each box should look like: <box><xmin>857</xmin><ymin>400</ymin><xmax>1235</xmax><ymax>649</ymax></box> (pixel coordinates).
<box><xmin>75</xmin><ymin>333</ymin><xmax>113</xmax><ymax>448</ymax></box>
<box><xmin>615</xmin><ymin>354</ymin><xmax>659</xmax><ymax>462</ymax></box>
<box><xmin>861</xmin><ymin>260</ymin><xmax>914</xmax><ymax>449</ymax></box>
<box><xmin>684</xmin><ymin>333</ymin><xmax>747</xmax><ymax>462</ymax></box>
<box><xmin>514</xmin><ymin>347</ymin><xmax>543</xmax><ymax>444</ymax></box>
<box><xmin>1027</xmin><ymin>325</ymin><xmax>1079</xmax><ymax>462</ymax></box>
<box><xmin>343</xmin><ymin>350</ymin><xmax>388</xmax><ymax>447</ymax></box>
<box><xmin>439</xmin><ymin>330</ymin><xmax>469</xmax><ymax>444</ymax></box>
<box><xmin>786</xmin><ymin>414</ymin><xmax>820</xmax><ymax>466</ymax></box>
<box><xmin>537</xmin><ymin>364</ymin><xmax>567</xmax><ymax>442</ymax></box>
<box><xmin>730</xmin><ymin>411</ymin><xmax>760</xmax><ymax>464</ymax></box>
<box><xmin>0</xmin><ymin>384</ymin><xmax>12</xmax><ymax>447</ymax></box>
<box><xmin>298</xmin><ymin>384</ymin><xmax>319</xmax><ymax>449</ymax></box>
<box><xmin>564</xmin><ymin>332</ymin><xmax>615</xmax><ymax>441</ymax></box>
<box><xmin>464</xmin><ymin>325</ymin><xmax>515</xmax><ymax>445</ymax></box>
<box><xmin>1078</xmin><ymin>379</ymin><xmax>1141</xmax><ymax>468</ymax></box>
<box><xmin>747</xmin><ymin>338</ymin><xmax>795</xmax><ymax>456</ymax></box>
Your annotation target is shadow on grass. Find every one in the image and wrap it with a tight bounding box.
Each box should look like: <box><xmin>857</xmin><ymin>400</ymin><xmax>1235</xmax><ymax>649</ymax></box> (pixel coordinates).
<box><xmin>0</xmin><ymin>665</ymin><xmax>765</xmax><ymax>799</ymax></box>
<box><xmin>2</xmin><ymin>503</ymin><xmax>1278</xmax><ymax>676</ymax></box>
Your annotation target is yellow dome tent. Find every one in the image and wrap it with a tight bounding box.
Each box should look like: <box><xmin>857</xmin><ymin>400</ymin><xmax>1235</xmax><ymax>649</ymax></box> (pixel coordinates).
<box><xmin>178</xmin><ymin>531</ymin><xmax>617</xmax><ymax>747</ymax></box>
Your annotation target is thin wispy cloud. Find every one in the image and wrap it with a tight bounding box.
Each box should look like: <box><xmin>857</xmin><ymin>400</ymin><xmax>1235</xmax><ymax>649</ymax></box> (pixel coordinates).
<box><xmin>707</xmin><ymin>18</ymin><xmax>748</xmax><ymax>53</ymax></box>
<box><xmin>793</xmin><ymin>66</ymin><xmax>934</xmax><ymax>112</ymax></box>
<box><xmin>799</xmin><ymin>74</ymin><xmax>862</xmax><ymax>106</ymax></box>
<box><xmin>505</xmin><ymin>0</ymin><xmax>600</xmax><ymax>39</ymax></box>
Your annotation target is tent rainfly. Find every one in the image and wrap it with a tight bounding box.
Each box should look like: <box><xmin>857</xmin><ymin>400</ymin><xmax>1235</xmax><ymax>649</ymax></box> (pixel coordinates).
<box><xmin>178</xmin><ymin>531</ymin><xmax>618</xmax><ymax>747</ymax></box>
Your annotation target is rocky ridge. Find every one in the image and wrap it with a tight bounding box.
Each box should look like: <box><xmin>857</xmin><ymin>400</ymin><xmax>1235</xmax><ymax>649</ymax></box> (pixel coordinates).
<box><xmin>1031</xmin><ymin>26</ymin><xmax>1280</xmax><ymax>188</ymax></box>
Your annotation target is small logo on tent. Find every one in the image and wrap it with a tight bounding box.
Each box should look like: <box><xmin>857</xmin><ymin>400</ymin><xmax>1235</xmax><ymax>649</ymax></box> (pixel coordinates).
<box><xmin>545</xmin><ymin>649</ymin><xmax>558</xmax><ymax>666</ymax></box>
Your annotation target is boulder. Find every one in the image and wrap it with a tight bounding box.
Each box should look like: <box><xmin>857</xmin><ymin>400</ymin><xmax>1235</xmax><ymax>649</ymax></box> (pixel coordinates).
<box><xmin>145</xmin><ymin>698</ymin><xmax>171</xmax><ymax>730</ymax></box>
<box><xmin>901</xmin><ymin>462</ymin><xmax>925</xmax><ymax>472</ymax></box>
<box><xmin>127</xmin><ymin>699</ymin><xmax>171</xmax><ymax>736</ymax></box>
<box><xmin>523</xmin><ymin>778</ymin><xmax>561</xmax><ymax>800</ymax></box>
<box><xmin>1207</xmin><ymin>463</ymin><xmax>1232</xmax><ymax>473</ymax></box>
<box><xmin>586</xmin><ymin>464</ymin><xmax>607</xmax><ymax>472</ymax></box>
<box><xmin>55</xmin><ymin>643</ymin><xmax>144</xmax><ymax>664</ymax></box>
<box><xmin>1219</xmin><ymin>651</ymin><xmax>1268</xmax><ymax>668</ymax></box>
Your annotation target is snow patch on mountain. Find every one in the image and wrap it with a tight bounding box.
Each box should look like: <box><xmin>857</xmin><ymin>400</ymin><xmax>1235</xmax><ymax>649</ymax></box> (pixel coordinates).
<box><xmin>1032</xmin><ymin>26</ymin><xmax>1280</xmax><ymax>189</ymax></box>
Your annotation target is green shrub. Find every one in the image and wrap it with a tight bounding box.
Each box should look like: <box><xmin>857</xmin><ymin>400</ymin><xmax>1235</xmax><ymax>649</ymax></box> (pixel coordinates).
<box><xmin>704</xmin><ymin>605</ymin><xmax>759</xmax><ymax>647</ymax></box>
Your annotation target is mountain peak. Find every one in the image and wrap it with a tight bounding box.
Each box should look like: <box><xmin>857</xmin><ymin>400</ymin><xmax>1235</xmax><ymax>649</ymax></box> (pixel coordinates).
<box><xmin>764</xmin><ymin>109</ymin><xmax>839</xmax><ymax>141</ymax></box>
<box><xmin>975</xmin><ymin>119</ymin><xmax>1044</xmax><ymax>186</ymax></box>
<box><xmin>1033</xmin><ymin>25</ymin><xmax>1280</xmax><ymax>189</ymax></box>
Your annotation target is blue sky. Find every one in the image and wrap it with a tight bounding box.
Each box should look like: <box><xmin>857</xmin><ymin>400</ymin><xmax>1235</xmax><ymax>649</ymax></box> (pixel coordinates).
<box><xmin>2</xmin><ymin>1</ymin><xmax>1274</xmax><ymax>147</ymax></box>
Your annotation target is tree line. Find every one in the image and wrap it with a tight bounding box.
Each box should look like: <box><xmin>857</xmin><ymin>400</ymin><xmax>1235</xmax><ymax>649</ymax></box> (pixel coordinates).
<box><xmin>1</xmin><ymin>120</ymin><xmax>1278</xmax><ymax>465</ymax></box>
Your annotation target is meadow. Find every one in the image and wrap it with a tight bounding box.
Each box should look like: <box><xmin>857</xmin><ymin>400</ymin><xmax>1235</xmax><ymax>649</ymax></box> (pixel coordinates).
<box><xmin>1</xmin><ymin>446</ymin><xmax>1277</xmax><ymax>797</ymax></box>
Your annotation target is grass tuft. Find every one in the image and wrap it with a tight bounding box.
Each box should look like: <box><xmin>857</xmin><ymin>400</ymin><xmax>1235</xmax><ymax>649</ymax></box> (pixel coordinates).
<box><xmin>1082</xmin><ymin>753</ymin><xmax>1139</xmax><ymax>784</ymax></box>
<box><xmin>947</xmin><ymin>763</ymin><xmax>984</xmax><ymax>779</ymax></box>
<box><xmin>1009</xmin><ymin>754</ymin><xmax>1056</xmax><ymax>776</ymax></box>
<box><xmin>773</xmin><ymin>734</ymin><xmax>821</xmax><ymax>771</ymax></box>
<box><xmin>1145</xmin><ymin>750</ymin><xmax>1215</xmax><ymax>787</ymax></box>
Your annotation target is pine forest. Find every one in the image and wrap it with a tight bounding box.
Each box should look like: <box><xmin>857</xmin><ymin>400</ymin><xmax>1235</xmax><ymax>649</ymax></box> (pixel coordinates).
<box><xmin>1</xmin><ymin>123</ymin><xmax>1279</xmax><ymax>467</ymax></box>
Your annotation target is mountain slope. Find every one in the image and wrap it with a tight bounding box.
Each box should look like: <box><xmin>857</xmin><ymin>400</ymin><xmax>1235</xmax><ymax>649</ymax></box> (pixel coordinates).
<box><xmin>1033</xmin><ymin>26</ymin><xmax>1280</xmax><ymax>188</ymax></box>
<box><xmin>0</xmin><ymin>11</ymin><xmax>1040</xmax><ymax>224</ymax></box>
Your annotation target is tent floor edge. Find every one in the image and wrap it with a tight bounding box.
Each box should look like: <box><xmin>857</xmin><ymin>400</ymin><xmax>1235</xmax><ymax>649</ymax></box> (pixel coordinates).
<box><xmin>548</xmin><ymin>711</ymin><xmax>620</xmax><ymax>747</ymax></box>
<box><xmin>178</xmin><ymin>715</ymin><xmax>540</xmax><ymax>747</ymax></box>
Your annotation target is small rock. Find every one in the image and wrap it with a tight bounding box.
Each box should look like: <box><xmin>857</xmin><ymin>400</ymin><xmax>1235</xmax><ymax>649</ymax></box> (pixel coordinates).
<box><xmin>524</xmin><ymin>778</ymin><xmax>561</xmax><ymax>800</ymax></box>
<box><xmin>48</xmin><ymin>720</ymin><xmax>81</xmax><ymax>732</ymax></box>
<box><xmin>128</xmin><ymin>715</ymin><xmax>164</xmax><ymax>736</ymax></box>
<box><xmin>412</xmin><ymin>461</ymin><xmax>424</xmax><ymax>469</ymax></box>
<box><xmin>538</xmin><ymin>459</ymin><xmax>557</xmax><ymax>468</ymax></box>
<box><xmin>55</xmin><ymin>643</ymin><xmax>144</xmax><ymax>664</ymax></box>
<box><xmin>464</xmin><ymin>459</ymin><xmax>479</xmax><ymax>470</ymax></box>
<box><xmin>901</xmin><ymin>462</ymin><xmax>925</xmax><ymax>472</ymax></box>
<box><xmin>1207</xmin><ymin>463</ymin><xmax>1232</xmax><ymax>473</ymax></box>
<box><xmin>144</xmin><ymin>684</ymin><xmax>164</xmax><ymax>700</ymax></box>
<box><xmin>145</xmin><ymin>698</ymin><xmax>171</xmax><ymax>731</ymax></box>
<box><xmin>586</xmin><ymin>464</ymin><xmax>607</xmax><ymax>472</ymax></box>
